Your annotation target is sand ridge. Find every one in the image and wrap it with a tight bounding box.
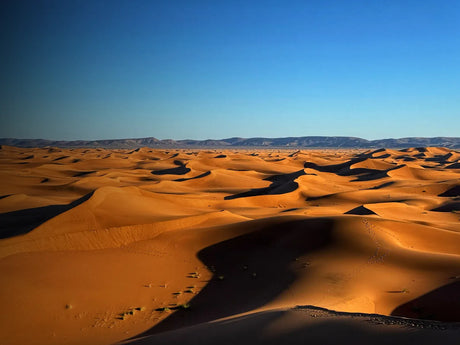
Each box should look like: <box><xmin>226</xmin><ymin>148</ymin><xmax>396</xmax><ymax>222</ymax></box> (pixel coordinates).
<box><xmin>0</xmin><ymin>145</ymin><xmax>459</xmax><ymax>345</ymax></box>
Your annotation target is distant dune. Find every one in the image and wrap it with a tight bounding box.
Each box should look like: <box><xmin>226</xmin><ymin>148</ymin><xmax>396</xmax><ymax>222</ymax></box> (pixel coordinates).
<box><xmin>0</xmin><ymin>146</ymin><xmax>459</xmax><ymax>345</ymax></box>
<box><xmin>1</xmin><ymin>136</ymin><xmax>460</xmax><ymax>149</ymax></box>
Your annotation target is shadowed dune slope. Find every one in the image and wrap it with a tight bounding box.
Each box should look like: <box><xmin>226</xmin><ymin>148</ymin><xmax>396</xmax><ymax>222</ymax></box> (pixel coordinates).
<box><xmin>125</xmin><ymin>307</ymin><xmax>460</xmax><ymax>345</ymax></box>
<box><xmin>391</xmin><ymin>281</ymin><xmax>460</xmax><ymax>321</ymax></box>
<box><xmin>0</xmin><ymin>146</ymin><xmax>459</xmax><ymax>345</ymax></box>
<box><xmin>0</xmin><ymin>192</ymin><xmax>93</xmax><ymax>239</ymax></box>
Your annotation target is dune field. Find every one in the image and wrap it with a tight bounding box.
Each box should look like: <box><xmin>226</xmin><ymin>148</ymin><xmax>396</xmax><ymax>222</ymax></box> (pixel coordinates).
<box><xmin>0</xmin><ymin>145</ymin><xmax>459</xmax><ymax>345</ymax></box>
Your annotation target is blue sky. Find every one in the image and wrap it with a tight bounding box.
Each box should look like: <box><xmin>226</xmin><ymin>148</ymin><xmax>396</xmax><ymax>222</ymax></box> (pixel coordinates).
<box><xmin>1</xmin><ymin>0</ymin><xmax>459</xmax><ymax>140</ymax></box>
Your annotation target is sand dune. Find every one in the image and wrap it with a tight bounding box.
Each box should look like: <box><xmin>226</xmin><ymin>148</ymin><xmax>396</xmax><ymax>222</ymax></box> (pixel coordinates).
<box><xmin>0</xmin><ymin>146</ymin><xmax>459</xmax><ymax>345</ymax></box>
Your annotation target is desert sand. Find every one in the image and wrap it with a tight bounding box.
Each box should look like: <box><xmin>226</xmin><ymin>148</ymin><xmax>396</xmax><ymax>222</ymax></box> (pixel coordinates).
<box><xmin>0</xmin><ymin>145</ymin><xmax>459</xmax><ymax>345</ymax></box>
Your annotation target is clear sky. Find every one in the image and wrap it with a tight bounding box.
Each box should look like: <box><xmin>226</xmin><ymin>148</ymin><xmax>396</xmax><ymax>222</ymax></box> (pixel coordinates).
<box><xmin>1</xmin><ymin>0</ymin><xmax>459</xmax><ymax>140</ymax></box>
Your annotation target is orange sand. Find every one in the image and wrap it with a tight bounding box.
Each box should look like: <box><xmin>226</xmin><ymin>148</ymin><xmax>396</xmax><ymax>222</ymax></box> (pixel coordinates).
<box><xmin>0</xmin><ymin>146</ymin><xmax>459</xmax><ymax>345</ymax></box>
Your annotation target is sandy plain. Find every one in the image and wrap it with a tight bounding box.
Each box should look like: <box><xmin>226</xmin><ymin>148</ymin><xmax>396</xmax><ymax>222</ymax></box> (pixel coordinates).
<box><xmin>0</xmin><ymin>145</ymin><xmax>459</xmax><ymax>345</ymax></box>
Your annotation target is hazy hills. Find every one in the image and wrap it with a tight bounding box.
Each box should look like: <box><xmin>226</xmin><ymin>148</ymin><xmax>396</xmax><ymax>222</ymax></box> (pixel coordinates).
<box><xmin>1</xmin><ymin>136</ymin><xmax>459</xmax><ymax>149</ymax></box>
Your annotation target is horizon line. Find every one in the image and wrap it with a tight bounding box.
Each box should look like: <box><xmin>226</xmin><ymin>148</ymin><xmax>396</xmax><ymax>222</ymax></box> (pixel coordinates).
<box><xmin>2</xmin><ymin>135</ymin><xmax>460</xmax><ymax>142</ymax></box>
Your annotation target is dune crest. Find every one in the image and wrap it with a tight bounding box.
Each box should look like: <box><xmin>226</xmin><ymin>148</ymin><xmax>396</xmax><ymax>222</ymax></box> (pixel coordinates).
<box><xmin>0</xmin><ymin>146</ymin><xmax>459</xmax><ymax>345</ymax></box>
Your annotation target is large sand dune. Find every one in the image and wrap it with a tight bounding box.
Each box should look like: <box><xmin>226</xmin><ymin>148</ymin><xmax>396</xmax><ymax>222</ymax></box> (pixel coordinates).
<box><xmin>0</xmin><ymin>146</ymin><xmax>459</xmax><ymax>345</ymax></box>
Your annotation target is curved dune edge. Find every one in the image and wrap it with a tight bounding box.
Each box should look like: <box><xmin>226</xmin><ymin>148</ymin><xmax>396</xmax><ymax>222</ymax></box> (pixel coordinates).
<box><xmin>122</xmin><ymin>305</ymin><xmax>460</xmax><ymax>345</ymax></box>
<box><xmin>0</xmin><ymin>146</ymin><xmax>459</xmax><ymax>345</ymax></box>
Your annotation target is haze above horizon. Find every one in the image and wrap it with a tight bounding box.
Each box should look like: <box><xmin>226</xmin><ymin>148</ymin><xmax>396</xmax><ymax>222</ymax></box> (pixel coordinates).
<box><xmin>1</xmin><ymin>0</ymin><xmax>459</xmax><ymax>141</ymax></box>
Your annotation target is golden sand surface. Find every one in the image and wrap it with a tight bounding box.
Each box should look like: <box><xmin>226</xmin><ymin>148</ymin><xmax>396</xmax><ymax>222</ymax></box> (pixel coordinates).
<box><xmin>0</xmin><ymin>145</ymin><xmax>459</xmax><ymax>345</ymax></box>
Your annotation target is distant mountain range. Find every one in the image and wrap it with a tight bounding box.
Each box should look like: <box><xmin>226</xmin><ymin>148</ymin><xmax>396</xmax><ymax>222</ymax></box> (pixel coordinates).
<box><xmin>1</xmin><ymin>136</ymin><xmax>459</xmax><ymax>149</ymax></box>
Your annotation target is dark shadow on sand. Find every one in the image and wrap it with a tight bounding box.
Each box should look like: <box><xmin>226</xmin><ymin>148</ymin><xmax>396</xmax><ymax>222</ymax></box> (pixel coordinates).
<box><xmin>0</xmin><ymin>192</ymin><xmax>94</xmax><ymax>239</ymax></box>
<box><xmin>344</xmin><ymin>205</ymin><xmax>377</xmax><ymax>215</ymax></box>
<box><xmin>445</xmin><ymin>162</ymin><xmax>460</xmax><ymax>169</ymax></box>
<box><xmin>73</xmin><ymin>170</ymin><xmax>96</xmax><ymax>177</ymax></box>
<box><xmin>391</xmin><ymin>281</ymin><xmax>460</xmax><ymax>322</ymax></box>
<box><xmin>134</xmin><ymin>217</ymin><xmax>335</xmax><ymax>337</ymax></box>
<box><xmin>174</xmin><ymin>171</ymin><xmax>211</xmax><ymax>182</ymax></box>
<box><xmin>304</xmin><ymin>158</ymin><xmax>401</xmax><ymax>182</ymax></box>
<box><xmin>439</xmin><ymin>186</ymin><xmax>460</xmax><ymax>198</ymax></box>
<box><xmin>431</xmin><ymin>201</ymin><xmax>460</xmax><ymax>212</ymax></box>
<box><xmin>152</xmin><ymin>160</ymin><xmax>191</xmax><ymax>176</ymax></box>
<box><xmin>128</xmin><ymin>305</ymin><xmax>460</xmax><ymax>345</ymax></box>
<box><xmin>369</xmin><ymin>181</ymin><xmax>395</xmax><ymax>190</ymax></box>
<box><xmin>424</xmin><ymin>153</ymin><xmax>453</xmax><ymax>164</ymax></box>
<box><xmin>224</xmin><ymin>170</ymin><xmax>306</xmax><ymax>200</ymax></box>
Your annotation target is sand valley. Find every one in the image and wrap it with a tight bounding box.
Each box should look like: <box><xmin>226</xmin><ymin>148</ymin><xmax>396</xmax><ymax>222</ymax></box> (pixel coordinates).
<box><xmin>0</xmin><ymin>145</ymin><xmax>459</xmax><ymax>345</ymax></box>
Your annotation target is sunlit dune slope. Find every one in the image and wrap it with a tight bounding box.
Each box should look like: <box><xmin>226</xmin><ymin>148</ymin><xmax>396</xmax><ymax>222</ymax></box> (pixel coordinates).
<box><xmin>0</xmin><ymin>145</ymin><xmax>459</xmax><ymax>345</ymax></box>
